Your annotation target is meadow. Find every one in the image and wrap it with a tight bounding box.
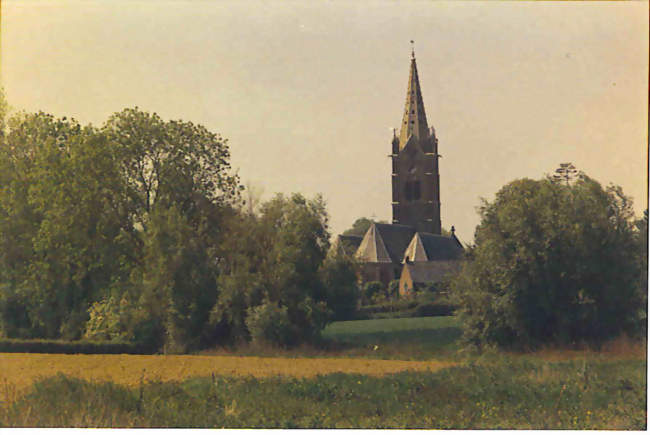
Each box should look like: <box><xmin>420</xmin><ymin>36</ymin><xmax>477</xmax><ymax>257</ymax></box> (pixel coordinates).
<box><xmin>0</xmin><ymin>316</ymin><xmax>646</xmax><ymax>429</ymax></box>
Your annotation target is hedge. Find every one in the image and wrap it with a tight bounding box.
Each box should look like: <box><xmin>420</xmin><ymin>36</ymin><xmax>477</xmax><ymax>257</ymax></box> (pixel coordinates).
<box><xmin>356</xmin><ymin>299</ymin><xmax>456</xmax><ymax>320</ymax></box>
<box><xmin>0</xmin><ymin>338</ymin><xmax>157</xmax><ymax>355</ymax></box>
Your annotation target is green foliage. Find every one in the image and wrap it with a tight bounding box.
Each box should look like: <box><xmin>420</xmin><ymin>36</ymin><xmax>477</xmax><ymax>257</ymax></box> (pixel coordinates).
<box><xmin>362</xmin><ymin>281</ymin><xmax>384</xmax><ymax>303</ymax></box>
<box><xmin>323</xmin><ymin>316</ymin><xmax>462</xmax><ymax>360</ymax></box>
<box><xmin>451</xmin><ymin>175</ymin><xmax>644</xmax><ymax>349</ymax></box>
<box><xmin>341</xmin><ymin>217</ymin><xmax>373</xmax><ymax>237</ymax></box>
<box><xmin>0</xmin><ymin>108</ymin><xmax>240</xmax><ymax>348</ymax></box>
<box><xmin>0</xmin><ymin>113</ymin><xmax>134</xmax><ymax>339</ymax></box>
<box><xmin>319</xmin><ymin>251</ymin><xmax>360</xmax><ymax>321</ymax></box>
<box><xmin>3</xmin><ymin>359</ymin><xmax>644</xmax><ymax>428</ymax></box>
<box><xmin>84</xmin><ymin>296</ymin><xmax>132</xmax><ymax>342</ymax></box>
<box><xmin>209</xmin><ymin>193</ymin><xmax>332</xmax><ymax>347</ymax></box>
<box><xmin>632</xmin><ymin>209</ymin><xmax>648</xmax><ymax>337</ymax></box>
<box><xmin>387</xmin><ymin>280</ymin><xmax>400</xmax><ymax>298</ymax></box>
<box><xmin>245</xmin><ymin>301</ymin><xmax>294</xmax><ymax>347</ymax></box>
<box><xmin>0</xmin><ymin>338</ymin><xmax>154</xmax><ymax>354</ymax></box>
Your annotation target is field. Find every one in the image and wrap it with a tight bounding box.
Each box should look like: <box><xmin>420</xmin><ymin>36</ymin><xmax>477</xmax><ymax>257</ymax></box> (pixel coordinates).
<box><xmin>0</xmin><ymin>316</ymin><xmax>646</xmax><ymax>428</ymax></box>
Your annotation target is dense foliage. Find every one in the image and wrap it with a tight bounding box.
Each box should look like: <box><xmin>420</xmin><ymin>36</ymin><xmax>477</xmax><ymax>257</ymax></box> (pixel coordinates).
<box><xmin>0</xmin><ymin>101</ymin><xmax>359</xmax><ymax>350</ymax></box>
<box><xmin>209</xmin><ymin>193</ymin><xmax>357</xmax><ymax>346</ymax></box>
<box><xmin>451</xmin><ymin>174</ymin><xmax>647</xmax><ymax>349</ymax></box>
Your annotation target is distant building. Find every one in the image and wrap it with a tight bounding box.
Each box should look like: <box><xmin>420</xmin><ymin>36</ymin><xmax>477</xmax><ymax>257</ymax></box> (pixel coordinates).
<box><xmin>336</xmin><ymin>46</ymin><xmax>464</xmax><ymax>295</ymax></box>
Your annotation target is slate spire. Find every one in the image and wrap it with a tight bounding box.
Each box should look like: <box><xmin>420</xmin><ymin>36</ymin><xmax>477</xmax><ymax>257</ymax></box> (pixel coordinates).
<box><xmin>398</xmin><ymin>44</ymin><xmax>429</xmax><ymax>149</ymax></box>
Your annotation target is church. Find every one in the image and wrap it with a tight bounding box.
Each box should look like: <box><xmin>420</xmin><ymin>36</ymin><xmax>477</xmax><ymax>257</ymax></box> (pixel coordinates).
<box><xmin>333</xmin><ymin>46</ymin><xmax>464</xmax><ymax>296</ymax></box>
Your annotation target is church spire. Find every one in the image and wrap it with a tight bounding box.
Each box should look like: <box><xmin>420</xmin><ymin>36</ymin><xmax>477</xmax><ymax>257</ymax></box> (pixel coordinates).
<box><xmin>398</xmin><ymin>42</ymin><xmax>429</xmax><ymax>149</ymax></box>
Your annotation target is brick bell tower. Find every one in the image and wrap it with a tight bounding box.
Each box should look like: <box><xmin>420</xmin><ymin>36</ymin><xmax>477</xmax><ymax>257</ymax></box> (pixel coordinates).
<box><xmin>390</xmin><ymin>43</ymin><xmax>442</xmax><ymax>234</ymax></box>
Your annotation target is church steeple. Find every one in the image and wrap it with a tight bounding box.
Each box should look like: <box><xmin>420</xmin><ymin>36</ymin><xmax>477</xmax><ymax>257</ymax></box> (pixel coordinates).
<box><xmin>390</xmin><ymin>42</ymin><xmax>442</xmax><ymax>235</ymax></box>
<box><xmin>398</xmin><ymin>44</ymin><xmax>429</xmax><ymax>149</ymax></box>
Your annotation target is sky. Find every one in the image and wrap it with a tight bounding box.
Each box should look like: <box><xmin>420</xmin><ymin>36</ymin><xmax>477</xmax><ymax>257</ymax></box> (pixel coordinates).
<box><xmin>2</xmin><ymin>0</ymin><xmax>648</xmax><ymax>242</ymax></box>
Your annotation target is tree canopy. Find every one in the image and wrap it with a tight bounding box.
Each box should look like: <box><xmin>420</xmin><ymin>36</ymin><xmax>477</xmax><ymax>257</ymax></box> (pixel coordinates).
<box><xmin>450</xmin><ymin>172</ymin><xmax>646</xmax><ymax>349</ymax></box>
<box><xmin>0</xmin><ymin>107</ymin><xmax>241</xmax><ymax>346</ymax></box>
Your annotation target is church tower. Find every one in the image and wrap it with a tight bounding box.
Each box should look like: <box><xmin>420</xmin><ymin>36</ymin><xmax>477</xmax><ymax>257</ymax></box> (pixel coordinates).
<box><xmin>390</xmin><ymin>46</ymin><xmax>441</xmax><ymax>234</ymax></box>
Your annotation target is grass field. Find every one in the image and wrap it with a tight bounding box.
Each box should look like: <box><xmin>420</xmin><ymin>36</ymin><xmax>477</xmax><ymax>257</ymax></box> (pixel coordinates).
<box><xmin>1</xmin><ymin>358</ymin><xmax>645</xmax><ymax>428</ymax></box>
<box><xmin>0</xmin><ymin>316</ymin><xmax>646</xmax><ymax>428</ymax></box>
<box><xmin>202</xmin><ymin>316</ymin><xmax>464</xmax><ymax>361</ymax></box>
<box><xmin>0</xmin><ymin>353</ymin><xmax>455</xmax><ymax>395</ymax></box>
<box><xmin>322</xmin><ymin>316</ymin><xmax>462</xmax><ymax>359</ymax></box>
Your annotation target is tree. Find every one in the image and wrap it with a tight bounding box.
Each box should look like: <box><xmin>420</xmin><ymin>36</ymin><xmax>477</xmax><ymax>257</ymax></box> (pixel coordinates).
<box><xmin>342</xmin><ymin>217</ymin><xmax>374</xmax><ymax>237</ymax></box>
<box><xmin>319</xmin><ymin>250</ymin><xmax>360</xmax><ymax>321</ymax></box>
<box><xmin>209</xmin><ymin>193</ymin><xmax>332</xmax><ymax>346</ymax></box>
<box><xmin>0</xmin><ymin>113</ymin><xmax>134</xmax><ymax>338</ymax></box>
<box><xmin>450</xmin><ymin>174</ymin><xmax>643</xmax><ymax>349</ymax></box>
<box><xmin>632</xmin><ymin>209</ymin><xmax>648</xmax><ymax>337</ymax></box>
<box><xmin>0</xmin><ymin>108</ymin><xmax>240</xmax><ymax>344</ymax></box>
<box><xmin>103</xmin><ymin>108</ymin><xmax>240</xmax><ymax>229</ymax></box>
<box><xmin>342</xmin><ymin>217</ymin><xmax>390</xmax><ymax>237</ymax></box>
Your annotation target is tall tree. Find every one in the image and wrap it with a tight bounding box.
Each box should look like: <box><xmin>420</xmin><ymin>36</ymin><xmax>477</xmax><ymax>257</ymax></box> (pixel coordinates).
<box><xmin>451</xmin><ymin>173</ymin><xmax>642</xmax><ymax>348</ymax></box>
<box><xmin>0</xmin><ymin>113</ymin><xmax>133</xmax><ymax>338</ymax></box>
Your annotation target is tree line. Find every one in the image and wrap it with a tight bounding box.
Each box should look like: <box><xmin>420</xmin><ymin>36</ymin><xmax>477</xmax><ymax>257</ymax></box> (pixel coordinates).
<box><xmin>0</xmin><ymin>98</ymin><xmax>358</xmax><ymax>352</ymax></box>
<box><xmin>0</xmin><ymin>90</ymin><xmax>646</xmax><ymax>352</ymax></box>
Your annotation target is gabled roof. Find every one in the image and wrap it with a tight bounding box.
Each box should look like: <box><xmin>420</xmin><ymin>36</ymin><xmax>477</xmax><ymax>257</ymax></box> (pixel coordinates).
<box><xmin>401</xmin><ymin>261</ymin><xmax>460</xmax><ymax>284</ymax></box>
<box><xmin>403</xmin><ymin>232</ymin><xmax>464</xmax><ymax>263</ymax></box>
<box><xmin>419</xmin><ymin>232</ymin><xmax>464</xmax><ymax>261</ymax></box>
<box><xmin>355</xmin><ymin>222</ymin><xmax>416</xmax><ymax>264</ymax></box>
<box><xmin>372</xmin><ymin>223</ymin><xmax>417</xmax><ymax>263</ymax></box>
<box><xmin>403</xmin><ymin>232</ymin><xmax>428</xmax><ymax>262</ymax></box>
<box><xmin>355</xmin><ymin>223</ymin><xmax>392</xmax><ymax>263</ymax></box>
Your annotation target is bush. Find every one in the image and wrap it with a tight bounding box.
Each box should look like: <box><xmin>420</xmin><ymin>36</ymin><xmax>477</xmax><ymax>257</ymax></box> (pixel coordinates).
<box><xmin>356</xmin><ymin>298</ymin><xmax>455</xmax><ymax>320</ymax></box>
<box><xmin>362</xmin><ymin>281</ymin><xmax>385</xmax><ymax>303</ymax></box>
<box><xmin>451</xmin><ymin>175</ymin><xmax>644</xmax><ymax>349</ymax></box>
<box><xmin>387</xmin><ymin>280</ymin><xmax>400</xmax><ymax>298</ymax></box>
<box><xmin>246</xmin><ymin>302</ymin><xmax>294</xmax><ymax>347</ymax></box>
<box><xmin>0</xmin><ymin>338</ymin><xmax>155</xmax><ymax>354</ymax></box>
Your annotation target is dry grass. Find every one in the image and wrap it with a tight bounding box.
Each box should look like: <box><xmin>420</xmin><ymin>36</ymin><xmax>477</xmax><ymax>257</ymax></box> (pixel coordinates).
<box><xmin>0</xmin><ymin>353</ymin><xmax>456</xmax><ymax>398</ymax></box>
<box><xmin>517</xmin><ymin>335</ymin><xmax>647</xmax><ymax>362</ymax></box>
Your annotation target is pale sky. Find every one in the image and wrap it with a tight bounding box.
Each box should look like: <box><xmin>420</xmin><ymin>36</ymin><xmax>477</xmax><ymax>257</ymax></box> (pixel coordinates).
<box><xmin>2</xmin><ymin>0</ymin><xmax>648</xmax><ymax>242</ymax></box>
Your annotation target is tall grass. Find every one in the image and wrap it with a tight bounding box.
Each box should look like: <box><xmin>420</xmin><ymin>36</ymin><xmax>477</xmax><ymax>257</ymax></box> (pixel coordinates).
<box><xmin>1</xmin><ymin>358</ymin><xmax>645</xmax><ymax>429</ymax></box>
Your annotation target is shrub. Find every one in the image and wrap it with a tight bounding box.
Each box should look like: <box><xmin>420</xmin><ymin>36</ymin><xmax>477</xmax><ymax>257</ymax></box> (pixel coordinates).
<box><xmin>387</xmin><ymin>280</ymin><xmax>400</xmax><ymax>298</ymax></box>
<box><xmin>363</xmin><ymin>281</ymin><xmax>385</xmax><ymax>302</ymax></box>
<box><xmin>246</xmin><ymin>302</ymin><xmax>294</xmax><ymax>347</ymax></box>
<box><xmin>0</xmin><ymin>338</ymin><xmax>155</xmax><ymax>354</ymax></box>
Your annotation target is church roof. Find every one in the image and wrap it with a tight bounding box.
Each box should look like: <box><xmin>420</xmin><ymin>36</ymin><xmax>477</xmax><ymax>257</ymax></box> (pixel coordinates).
<box><xmin>373</xmin><ymin>223</ymin><xmax>417</xmax><ymax>263</ymax></box>
<box><xmin>398</xmin><ymin>49</ymin><xmax>430</xmax><ymax>149</ymax></box>
<box><xmin>355</xmin><ymin>222</ymin><xmax>393</xmax><ymax>263</ymax></box>
<box><xmin>356</xmin><ymin>222</ymin><xmax>416</xmax><ymax>264</ymax></box>
<box><xmin>403</xmin><ymin>232</ymin><xmax>464</xmax><ymax>263</ymax></box>
<box><xmin>419</xmin><ymin>232</ymin><xmax>464</xmax><ymax>261</ymax></box>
